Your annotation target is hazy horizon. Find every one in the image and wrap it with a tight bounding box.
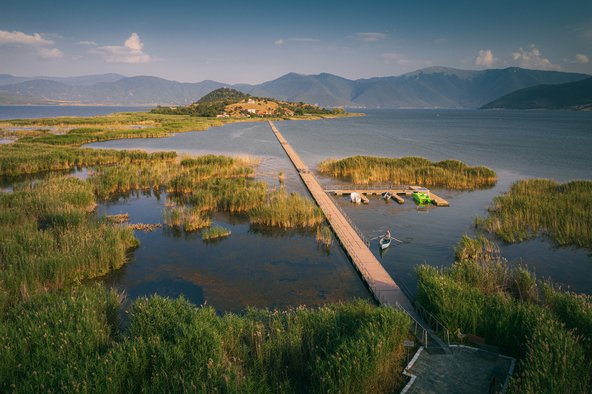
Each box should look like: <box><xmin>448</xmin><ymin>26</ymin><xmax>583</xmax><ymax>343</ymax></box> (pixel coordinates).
<box><xmin>2</xmin><ymin>0</ymin><xmax>592</xmax><ymax>84</ymax></box>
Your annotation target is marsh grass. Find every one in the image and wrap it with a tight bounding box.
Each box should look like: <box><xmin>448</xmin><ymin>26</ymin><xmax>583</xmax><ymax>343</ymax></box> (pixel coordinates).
<box><xmin>476</xmin><ymin>179</ymin><xmax>592</xmax><ymax>249</ymax></box>
<box><xmin>249</xmin><ymin>187</ymin><xmax>324</xmax><ymax>229</ymax></box>
<box><xmin>0</xmin><ymin>112</ymin><xmax>231</xmax><ymax>176</ymax></box>
<box><xmin>318</xmin><ymin>156</ymin><xmax>497</xmax><ymax>189</ymax></box>
<box><xmin>0</xmin><ymin>288</ymin><xmax>411</xmax><ymax>393</ymax></box>
<box><xmin>1</xmin><ymin>112</ymin><xmax>227</xmax><ymax>146</ymax></box>
<box><xmin>416</xmin><ymin>236</ymin><xmax>592</xmax><ymax>393</ymax></box>
<box><xmin>89</xmin><ymin>154</ymin><xmax>256</xmax><ymax>199</ymax></box>
<box><xmin>163</xmin><ymin>205</ymin><xmax>211</xmax><ymax>232</ymax></box>
<box><xmin>201</xmin><ymin>225</ymin><xmax>231</xmax><ymax>240</ymax></box>
<box><xmin>0</xmin><ymin>142</ymin><xmax>176</xmax><ymax>176</ymax></box>
<box><xmin>0</xmin><ymin>177</ymin><xmax>137</xmax><ymax>309</ymax></box>
<box><xmin>316</xmin><ymin>225</ymin><xmax>333</xmax><ymax>248</ymax></box>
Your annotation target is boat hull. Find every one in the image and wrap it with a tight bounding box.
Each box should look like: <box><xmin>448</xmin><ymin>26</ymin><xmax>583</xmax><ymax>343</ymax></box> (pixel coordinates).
<box><xmin>412</xmin><ymin>191</ymin><xmax>431</xmax><ymax>204</ymax></box>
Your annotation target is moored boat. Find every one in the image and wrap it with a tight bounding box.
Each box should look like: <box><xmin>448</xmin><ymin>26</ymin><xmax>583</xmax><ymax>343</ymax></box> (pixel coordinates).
<box><xmin>412</xmin><ymin>191</ymin><xmax>431</xmax><ymax>204</ymax></box>
<box><xmin>382</xmin><ymin>191</ymin><xmax>392</xmax><ymax>201</ymax></box>
<box><xmin>350</xmin><ymin>192</ymin><xmax>362</xmax><ymax>204</ymax></box>
<box><xmin>379</xmin><ymin>236</ymin><xmax>391</xmax><ymax>250</ymax></box>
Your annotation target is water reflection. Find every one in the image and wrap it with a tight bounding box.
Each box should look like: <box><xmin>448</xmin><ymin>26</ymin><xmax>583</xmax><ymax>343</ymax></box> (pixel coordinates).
<box><xmin>96</xmin><ymin>192</ymin><xmax>372</xmax><ymax>312</ymax></box>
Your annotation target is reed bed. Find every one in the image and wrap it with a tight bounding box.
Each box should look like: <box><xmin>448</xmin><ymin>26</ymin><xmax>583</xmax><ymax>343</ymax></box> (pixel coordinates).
<box><xmin>89</xmin><ymin>155</ymin><xmax>256</xmax><ymax>200</ymax></box>
<box><xmin>201</xmin><ymin>225</ymin><xmax>231</xmax><ymax>240</ymax></box>
<box><xmin>316</xmin><ymin>225</ymin><xmax>333</xmax><ymax>248</ymax></box>
<box><xmin>0</xmin><ymin>142</ymin><xmax>177</xmax><ymax>176</ymax></box>
<box><xmin>249</xmin><ymin>188</ymin><xmax>324</xmax><ymax>229</ymax></box>
<box><xmin>90</xmin><ymin>153</ymin><xmax>319</xmax><ymax>231</ymax></box>
<box><xmin>0</xmin><ymin>112</ymin><xmax>233</xmax><ymax>177</ymax></box>
<box><xmin>163</xmin><ymin>206</ymin><xmax>211</xmax><ymax>232</ymax></box>
<box><xmin>476</xmin><ymin>179</ymin><xmax>592</xmax><ymax>249</ymax></box>
<box><xmin>416</xmin><ymin>236</ymin><xmax>592</xmax><ymax>393</ymax></box>
<box><xmin>318</xmin><ymin>156</ymin><xmax>497</xmax><ymax>189</ymax></box>
<box><xmin>2</xmin><ymin>112</ymin><xmax>227</xmax><ymax>146</ymax></box>
<box><xmin>0</xmin><ymin>177</ymin><xmax>138</xmax><ymax>310</ymax></box>
<box><xmin>0</xmin><ymin>288</ymin><xmax>411</xmax><ymax>393</ymax></box>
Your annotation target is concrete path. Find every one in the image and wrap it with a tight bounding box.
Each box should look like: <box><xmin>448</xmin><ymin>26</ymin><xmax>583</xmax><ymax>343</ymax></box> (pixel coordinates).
<box><xmin>404</xmin><ymin>346</ymin><xmax>514</xmax><ymax>394</ymax></box>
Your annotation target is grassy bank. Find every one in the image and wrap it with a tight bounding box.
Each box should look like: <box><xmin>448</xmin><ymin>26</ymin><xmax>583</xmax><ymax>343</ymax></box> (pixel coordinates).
<box><xmin>416</xmin><ymin>236</ymin><xmax>592</xmax><ymax>393</ymax></box>
<box><xmin>0</xmin><ymin>112</ymin><xmax>227</xmax><ymax>146</ymax></box>
<box><xmin>0</xmin><ymin>142</ymin><xmax>177</xmax><ymax>176</ymax></box>
<box><xmin>476</xmin><ymin>179</ymin><xmax>592</xmax><ymax>249</ymax></box>
<box><xmin>0</xmin><ymin>286</ymin><xmax>411</xmax><ymax>393</ymax></box>
<box><xmin>0</xmin><ymin>177</ymin><xmax>137</xmax><ymax>310</ymax></box>
<box><xmin>318</xmin><ymin>156</ymin><xmax>497</xmax><ymax>189</ymax></box>
<box><xmin>0</xmin><ymin>112</ymin><xmax>228</xmax><ymax>176</ymax></box>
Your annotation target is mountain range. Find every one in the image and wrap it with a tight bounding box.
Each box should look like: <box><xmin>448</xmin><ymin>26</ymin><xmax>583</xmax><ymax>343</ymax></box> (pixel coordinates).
<box><xmin>481</xmin><ymin>77</ymin><xmax>592</xmax><ymax>110</ymax></box>
<box><xmin>0</xmin><ymin>67</ymin><xmax>589</xmax><ymax>109</ymax></box>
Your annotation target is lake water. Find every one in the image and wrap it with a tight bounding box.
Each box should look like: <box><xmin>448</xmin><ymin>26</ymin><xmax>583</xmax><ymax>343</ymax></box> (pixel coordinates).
<box><xmin>88</xmin><ymin>109</ymin><xmax>592</xmax><ymax>302</ymax></box>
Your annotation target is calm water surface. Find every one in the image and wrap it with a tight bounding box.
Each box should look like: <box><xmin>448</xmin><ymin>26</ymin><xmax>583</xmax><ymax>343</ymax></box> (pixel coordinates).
<box><xmin>97</xmin><ymin>192</ymin><xmax>369</xmax><ymax>312</ymax></box>
<box><xmin>89</xmin><ymin>109</ymin><xmax>592</xmax><ymax>301</ymax></box>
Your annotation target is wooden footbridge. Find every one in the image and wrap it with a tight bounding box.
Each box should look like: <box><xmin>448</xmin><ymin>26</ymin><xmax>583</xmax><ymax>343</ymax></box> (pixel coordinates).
<box><xmin>268</xmin><ymin>121</ymin><xmax>415</xmax><ymax>310</ymax></box>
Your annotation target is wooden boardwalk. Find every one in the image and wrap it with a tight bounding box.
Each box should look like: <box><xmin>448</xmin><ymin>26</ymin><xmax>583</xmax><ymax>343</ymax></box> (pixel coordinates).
<box><xmin>268</xmin><ymin>121</ymin><xmax>413</xmax><ymax>311</ymax></box>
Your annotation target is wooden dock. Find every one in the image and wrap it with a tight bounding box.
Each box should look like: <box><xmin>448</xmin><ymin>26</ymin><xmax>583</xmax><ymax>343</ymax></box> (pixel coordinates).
<box><xmin>267</xmin><ymin>121</ymin><xmax>413</xmax><ymax>311</ymax></box>
<box><xmin>326</xmin><ymin>186</ymin><xmax>450</xmax><ymax>207</ymax></box>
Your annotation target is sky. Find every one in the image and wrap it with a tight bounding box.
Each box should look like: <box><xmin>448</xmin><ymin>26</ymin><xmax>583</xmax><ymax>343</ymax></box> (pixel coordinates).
<box><xmin>1</xmin><ymin>0</ymin><xmax>591</xmax><ymax>84</ymax></box>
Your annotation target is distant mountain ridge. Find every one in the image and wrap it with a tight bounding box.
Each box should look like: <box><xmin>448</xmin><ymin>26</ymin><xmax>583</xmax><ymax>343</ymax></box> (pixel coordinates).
<box><xmin>481</xmin><ymin>77</ymin><xmax>592</xmax><ymax>110</ymax></box>
<box><xmin>0</xmin><ymin>67</ymin><xmax>589</xmax><ymax>108</ymax></box>
<box><xmin>0</xmin><ymin>73</ymin><xmax>126</xmax><ymax>87</ymax></box>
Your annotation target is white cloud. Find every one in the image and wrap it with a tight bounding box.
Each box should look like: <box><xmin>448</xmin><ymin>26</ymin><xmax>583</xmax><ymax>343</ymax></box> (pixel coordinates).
<box><xmin>355</xmin><ymin>32</ymin><xmax>386</xmax><ymax>42</ymax></box>
<box><xmin>381</xmin><ymin>52</ymin><xmax>432</xmax><ymax>67</ymax></box>
<box><xmin>0</xmin><ymin>29</ymin><xmax>63</xmax><ymax>61</ymax></box>
<box><xmin>90</xmin><ymin>33</ymin><xmax>152</xmax><ymax>63</ymax></box>
<box><xmin>512</xmin><ymin>45</ymin><xmax>561</xmax><ymax>71</ymax></box>
<box><xmin>475</xmin><ymin>49</ymin><xmax>495</xmax><ymax>67</ymax></box>
<box><xmin>575</xmin><ymin>54</ymin><xmax>589</xmax><ymax>64</ymax></box>
<box><xmin>273</xmin><ymin>37</ymin><xmax>319</xmax><ymax>46</ymax></box>
<box><xmin>0</xmin><ymin>29</ymin><xmax>53</xmax><ymax>46</ymax></box>
<box><xmin>38</xmin><ymin>47</ymin><xmax>63</xmax><ymax>60</ymax></box>
<box><xmin>289</xmin><ymin>38</ymin><xmax>320</xmax><ymax>43</ymax></box>
<box><xmin>78</xmin><ymin>40</ymin><xmax>97</xmax><ymax>46</ymax></box>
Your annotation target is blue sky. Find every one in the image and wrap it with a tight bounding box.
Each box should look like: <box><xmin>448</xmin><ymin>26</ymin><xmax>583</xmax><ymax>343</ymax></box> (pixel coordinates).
<box><xmin>1</xmin><ymin>0</ymin><xmax>591</xmax><ymax>83</ymax></box>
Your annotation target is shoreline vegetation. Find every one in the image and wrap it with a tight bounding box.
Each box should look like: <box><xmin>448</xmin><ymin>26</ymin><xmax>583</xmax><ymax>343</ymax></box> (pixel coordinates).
<box><xmin>0</xmin><ymin>177</ymin><xmax>138</xmax><ymax>309</ymax></box>
<box><xmin>417</xmin><ymin>235</ymin><xmax>592</xmax><ymax>393</ymax></box>
<box><xmin>318</xmin><ymin>155</ymin><xmax>497</xmax><ymax>189</ymax></box>
<box><xmin>0</xmin><ymin>290</ymin><xmax>411</xmax><ymax>393</ymax></box>
<box><xmin>476</xmin><ymin>179</ymin><xmax>592</xmax><ymax>250</ymax></box>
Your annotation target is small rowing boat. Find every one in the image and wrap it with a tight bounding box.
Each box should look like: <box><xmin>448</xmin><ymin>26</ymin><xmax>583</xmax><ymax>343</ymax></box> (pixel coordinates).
<box><xmin>350</xmin><ymin>192</ymin><xmax>362</xmax><ymax>204</ymax></box>
<box><xmin>379</xmin><ymin>236</ymin><xmax>391</xmax><ymax>250</ymax></box>
<box><xmin>382</xmin><ymin>191</ymin><xmax>392</xmax><ymax>201</ymax></box>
